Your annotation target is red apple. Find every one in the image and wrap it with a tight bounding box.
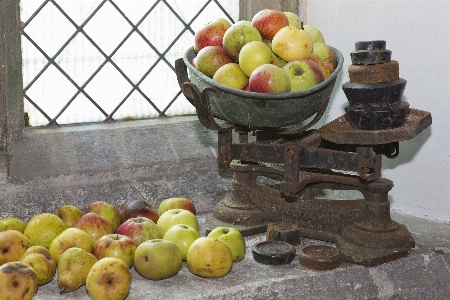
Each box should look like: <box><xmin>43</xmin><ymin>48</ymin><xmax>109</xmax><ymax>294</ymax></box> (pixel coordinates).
<box><xmin>194</xmin><ymin>17</ymin><xmax>232</xmax><ymax>52</ymax></box>
<box><xmin>72</xmin><ymin>212</ymin><xmax>114</xmax><ymax>243</ymax></box>
<box><xmin>86</xmin><ymin>201</ymin><xmax>121</xmax><ymax>232</ymax></box>
<box><xmin>249</xmin><ymin>64</ymin><xmax>291</xmax><ymax>94</ymax></box>
<box><xmin>121</xmin><ymin>200</ymin><xmax>158</xmax><ymax>224</ymax></box>
<box><xmin>193</xmin><ymin>45</ymin><xmax>233</xmax><ymax>78</ymax></box>
<box><xmin>116</xmin><ymin>217</ymin><xmax>161</xmax><ymax>247</ymax></box>
<box><xmin>251</xmin><ymin>9</ymin><xmax>289</xmax><ymax>40</ymax></box>
<box><xmin>282</xmin><ymin>59</ymin><xmax>324</xmax><ymax>92</ymax></box>
<box><xmin>308</xmin><ymin>53</ymin><xmax>334</xmax><ymax>80</ymax></box>
<box><xmin>93</xmin><ymin>234</ymin><xmax>136</xmax><ymax>269</ymax></box>
<box><xmin>158</xmin><ymin>197</ymin><xmax>196</xmax><ymax>217</ymax></box>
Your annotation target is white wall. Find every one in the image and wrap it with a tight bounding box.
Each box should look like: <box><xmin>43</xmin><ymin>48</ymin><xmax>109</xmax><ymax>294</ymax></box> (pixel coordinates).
<box><xmin>306</xmin><ymin>0</ymin><xmax>450</xmax><ymax>222</ymax></box>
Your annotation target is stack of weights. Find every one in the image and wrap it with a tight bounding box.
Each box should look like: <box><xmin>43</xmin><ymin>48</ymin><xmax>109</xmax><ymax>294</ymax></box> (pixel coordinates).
<box><xmin>343</xmin><ymin>40</ymin><xmax>409</xmax><ymax>130</ymax></box>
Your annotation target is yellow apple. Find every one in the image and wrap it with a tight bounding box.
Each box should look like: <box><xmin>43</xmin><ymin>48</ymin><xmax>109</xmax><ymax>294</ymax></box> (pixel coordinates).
<box><xmin>272</xmin><ymin>26</ymin><xmax>312</xmax><ymax>62</ymax></box>
<box><xmin>238</xmin><ymin>40</ymin><xmax>272</xmax><ymax>77</ymax></box>
<box><xmin>213</xmin><ymin>63</ymin><xmax>249</xmax><ymax>90</ymax></box>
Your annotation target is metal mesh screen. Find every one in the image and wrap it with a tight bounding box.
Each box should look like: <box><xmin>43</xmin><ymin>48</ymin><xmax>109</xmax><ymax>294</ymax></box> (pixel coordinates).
<box><xmin>20</xmin><ymin>0</ymin><xmax>238</xmax><ymax>126</ymax></box>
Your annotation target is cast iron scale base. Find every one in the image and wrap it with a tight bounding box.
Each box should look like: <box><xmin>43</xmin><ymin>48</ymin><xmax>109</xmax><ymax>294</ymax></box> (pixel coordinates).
<box><xmin>175</xmin><ymin>51</ymin><xmax>431</xmax><ymax>267</ymax></box>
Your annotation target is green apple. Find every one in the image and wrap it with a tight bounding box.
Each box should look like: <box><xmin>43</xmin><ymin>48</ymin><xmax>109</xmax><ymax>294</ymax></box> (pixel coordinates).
<box><xmin>187</xmin><ymin>237</ymin><xmax>233</xmax><ymax>278</ymax></box>
<box><xmin>262</xmin><ymin>39</ymin><xmax>287</xmax><ymax>68</ymax></box>
<box><xmin>213</xmin><ymin>63</ymin><xmax>249</xmax><ymax>90</ymax></box>
<box><xmin>0</xmin><ymin>230</ymin><xmax>31</xmax><ymax>265</ymax></box>
<box><xmin>248</xmin><ymin>64</ymin><xmax>291</xmax><ymax>93</ymax></box>
<box><xmin>55</xmin><ymin>205</ymin><xmax>83</xmax><ymax>227</ymax></box>
<box><xmin>158</xmin><ymin>197</ymin><xmax>197</xmax><ymax>217</ymax></box>
<box><xmin>134</xmin><ymin>239</ymin><xmax>182</xmax><ymax>280</ymax></box>
<box><xmin>20</xmin><ymin>245</ymin><xmax>56</xmax><ymax>285</ymax></box>
<box><xmin>86</xmin><ymin>200</ymin><xmax>122</xmax><ymax>232</ymax></box>
<box><xmin>93</xmin><ymin>234</ymin><xmax>136</xmax><ymax>269</ymax></box>
<box><xmin>207</xmin><ymin>227</ymin><xmax>246</xmax><ymax>262</ymax></box>
<box><xmin>223</xmin><ymin>20</ymin><xmax>262</xmax><ymax>61</ymax></box>
<box><xmin>49</xmin><ymin>227</ymin><xmax>93</xmax><ymax>263</ymax></box>
<box><xmin>72</xmin><ymin>212</ymin><xmax>114</xmax><ymax>244</ymax></box>
<box><xmin>312</xmin><ymin>42</ymin><xmax>338</xmax><ymax>69</ymax></box>
<box><xmin>193</xmin><ymin>45</ymin><xmax>233</xmax><ymax>78</ymax></box>
<box><xmin>58</xmin><ymin>247</ymin><xmax>98</xmax><ymax>293</ymax></box>
<box><xmin>86</xmin><ymin>257</ymin><xmax>132</xmax><ymax>300</ymax></box>
<box><xmin>0</xmin><ymin>262</ymin><xmax>38</xmax><ymax>300</ymax></box>
<box><xmin>238</xmin><ymin>40</ymin><xmax>272</xmax><ymax>77</ymax></box>
<box><xmin>303</xmin><ymin>24</ymin><xmax>325</xmax><ymax>44</ymax></box>
<box><xmin>272</xmin><ymin>26</ymin><xmax>312</xmax><ymax>62</ymax></box>
<box><xmin>284</xmin><ymin>12</ymin><xmax>302</xmax><ymax>29</ymax></box>
<box><xmin>163</xmin><ymin>224</ymin><xmax>200</xmax><ymax>261</ymax></box>
<box><xmin>0</xmin><ymin>217</ymin><xmax>27</xmax><ymax>233</ymax></box>
<box><xmin>157</xmin><ymin>208</ymin><xmax>198</xmax><ymax>236</ymax></box>
<box><xmin>24</xmin><ymin>213</ymin><xmax>67</xmax><ymax>249</ymax></box>
<box><xmin>282</xmin><ymin>59</ymin><xmax>324</xmax><ymax>92</ymax></box>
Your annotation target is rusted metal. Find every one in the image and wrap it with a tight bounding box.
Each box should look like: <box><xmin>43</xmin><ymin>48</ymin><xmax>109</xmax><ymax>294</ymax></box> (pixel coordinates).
<box><xmin>348</xmin><ymin>61</ymin><xmax>399</xmax><ymax>84</ymax></box>
<box><xmin>266</xmin><ymin>222</ymin><xmax>302</xmax><ymax>245</ymax></box>
<box><xmin>299</xmin><ymin>245</ymin><xmax>342</xmax><ymax>270</ymax></box>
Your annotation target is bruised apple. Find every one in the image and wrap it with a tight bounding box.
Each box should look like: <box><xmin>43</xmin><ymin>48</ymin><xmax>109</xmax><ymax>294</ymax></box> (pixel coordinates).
<box><xmin>272</xmin><ymin>26</ymin><xmax>312</xmax><ymax>62</ymax></box>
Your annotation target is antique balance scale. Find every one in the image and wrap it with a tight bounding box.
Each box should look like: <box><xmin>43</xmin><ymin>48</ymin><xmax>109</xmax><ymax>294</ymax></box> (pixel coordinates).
<box><xmin>175</xmin><ymin>40</ymin><xmax>432</xmax><ymax>267</ymax></box>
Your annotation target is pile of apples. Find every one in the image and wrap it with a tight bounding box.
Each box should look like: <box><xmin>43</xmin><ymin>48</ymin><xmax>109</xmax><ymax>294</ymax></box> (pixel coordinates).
<box><xmin>0</xmin><ymin>198</ymin><xmax>246</xmax><ymax>300</ymax></box>
<box><xmin>192</xmin><ymin>9</ymin><xmax>338</xmax><ymax>93</ymax></box>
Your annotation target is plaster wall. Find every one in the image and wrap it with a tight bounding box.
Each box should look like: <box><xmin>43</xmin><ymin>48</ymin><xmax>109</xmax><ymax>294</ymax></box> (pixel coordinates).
<box><xmin>306</xmin><ymin>0</ymin><xmax>450</xmax><ymax>222</ymax></box>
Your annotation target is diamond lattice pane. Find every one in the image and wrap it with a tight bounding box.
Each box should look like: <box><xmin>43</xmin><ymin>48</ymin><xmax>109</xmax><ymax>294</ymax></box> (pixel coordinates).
<box><xmin>138</xmin><ymin>1</ymin><xmax>186</xmax><ymax>55</ymax></box>
<box><xmin>83</xmin><ymin>1</ymin><xmax>133</xmax><ymax>55</ymax></box>
<box><xmin>25</xmin><ymin>64</ymin><xmax>78</xmax><ymax>122</ymax></box>
<box><xmin>83</xmin><ymin>62</ymin><xmax>133</xmax><ymax>115</ymax></box>
<box><xmin>55</xmin><ymin>33</ymin><xmax>104</xmax><ymax>87</ymax></box>
<box><xmin>112</xmin><ymin>32</ymin><xmax>158</xmax><ymax>84</ymax></box>
<box><xmin>23</xmin><ymin>1</ymin><xmax>77</xmax><ymax>58</ymax></box>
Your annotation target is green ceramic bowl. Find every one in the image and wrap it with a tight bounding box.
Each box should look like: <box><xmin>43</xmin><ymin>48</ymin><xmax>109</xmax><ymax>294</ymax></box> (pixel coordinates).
<box><xmin>183</xmin><ymin>46</ymin><xmax>344</xmax><ymax>128</ymax></box>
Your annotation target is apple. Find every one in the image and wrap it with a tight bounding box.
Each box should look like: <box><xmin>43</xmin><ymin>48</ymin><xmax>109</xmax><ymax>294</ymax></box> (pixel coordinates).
<box><xmin>134</xmin><ymin>239</ymin><xmax>182</xmax><ymax>280</ymax></box>
<box><xmin>0</xmin><ymin>230</ymin><xmax>30</xmax><ymax>265</ymax></box>
<box><xmin>308</xmin><ymin>53</ymin><xmax>334</xmax><ymax>80</ymax></box>
<box><xmin>207</xmin><ymin>227</ymin><xmax>246</xmax><ymax>262</ymax></box>
<box><xmin>249</xmin><ymin>64</ymin><xmax>291</xmax><ymax>94</ymax></box>
<box><xmin>262</xmin><ymin>39</ymin><xmax>287</xmax><ymax>68</ymax></box>
<box><xmin>93</xmin><ymin>234</ymin><xmax>136</xmax><ymax>269</ymax></box>
<box><xmin>58</xmin><ymin>247</ymin><xmax>98</xmax><ymax>293</ymax></box>
<box><xmin>251</xmin><ymin>9</ymin><xmax>289</xmax><ymax>40</ymax></box>
<box><xmin>86</xmin><ymin>200</ymin><xmax>122</xmax><ymax>232</ymax></box>
<box><xmin>116</xmin><ymin>217</ymin><xmax>161</xmax><ymax>246</ymax></box>
<box><xmin>55</xmin><ymin>204</ymin><xmax>83</xmax><ymax>227</ymax></box>
<box><xmin>193</xmin><ymin>45</ymin><xmax>233</xmax><ymax>78</ymax></box>
<box><xmin>0</xmin><ymin>261</ymin><xmax>38</xmax><ymax>300</ymax></box>
<box><xmin>0</xmin><ymin>217</ymin><xmax>27</xmax><ymax>233</ymax></box>
<box><xmin>223</xmin><ymin>20</ymin><xmax>262</xmax><ymax>61</ymax></box>
<box><xmin>213</xmin><ymin>63</ymin><xmax>249</xmax><ymax>90</ymax></box>
<box><xmin>238</xmin><ymin>40</ymin><xmax>272</xmax><ymax>77</ymax></box>
<box><xmin>303</xmin><ymin>24</ymin><xmax>325</xmax><ymax>44</ymax></box>
<box><xmin>243</xmin><ymin>84</ymin><xmax>250</xmax><ymax>92</ymax></box>
<box><xmin>312</xmin><ymin>42</ymin><xmax>338</xmax><ymax>69</ymax></box>
<box><xmin>284</xmin><ymin>12</ymin><xmax>302</xmax><ymax>29</ymax></box>
<box><xmin>187</xmin><ymin>237</ymin><xmax>233</xmax><ymax>278</ymax></box>
<box><xmin>19</xmin><ymin>245</ymin><xmax>56</xmax><ymax>285</ymax></box>
<box><xmin>156</xmin><ymin>208</ymin><xmax>199</xmax><ymax>236</ymax></box>
<box><xmin>194</xmin><ymin>17</ymin><xmax>232</xmax><ymax>52</ymax></box>
<box><xmin>48</xmin><ymin>227</ymin><xmax>93</xmax><ymax>263</ymax></box>
<box><xmin>121</xmin><ymin>199</ymin><xmax>158</xmax><ymax>224</ymax></box>
<box><xmin>272</xmin><ymin>26</ymin><xmax>313</xmax><ymax>62</ymax></box>
<box><xmin>158</xmin><ymin>197</ymin><xmax>197</xmax><ymax>217</ymax></box>
<box><xmin>163</xmin><ymin>224</ymin><xmax>200</xmax><ymax>261</ymax></box>
<box><xmin>24</xmin><ymin>213</ymin><xmax>67</xmax><ymax>249</ymax></box>
<box><xmin>86</xmin><ymin>257</ymin><xmax>132</xmax><ymax>300</ymax></box>
<box><xmin>72</xmin><ymin>212</ymin><xmax>114</xmax><ymax>244</ymax></box>
<box><xmin>282</xmin><ymin>59</ymin><xmax>324</xmax><ymax>92</ymax></box>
